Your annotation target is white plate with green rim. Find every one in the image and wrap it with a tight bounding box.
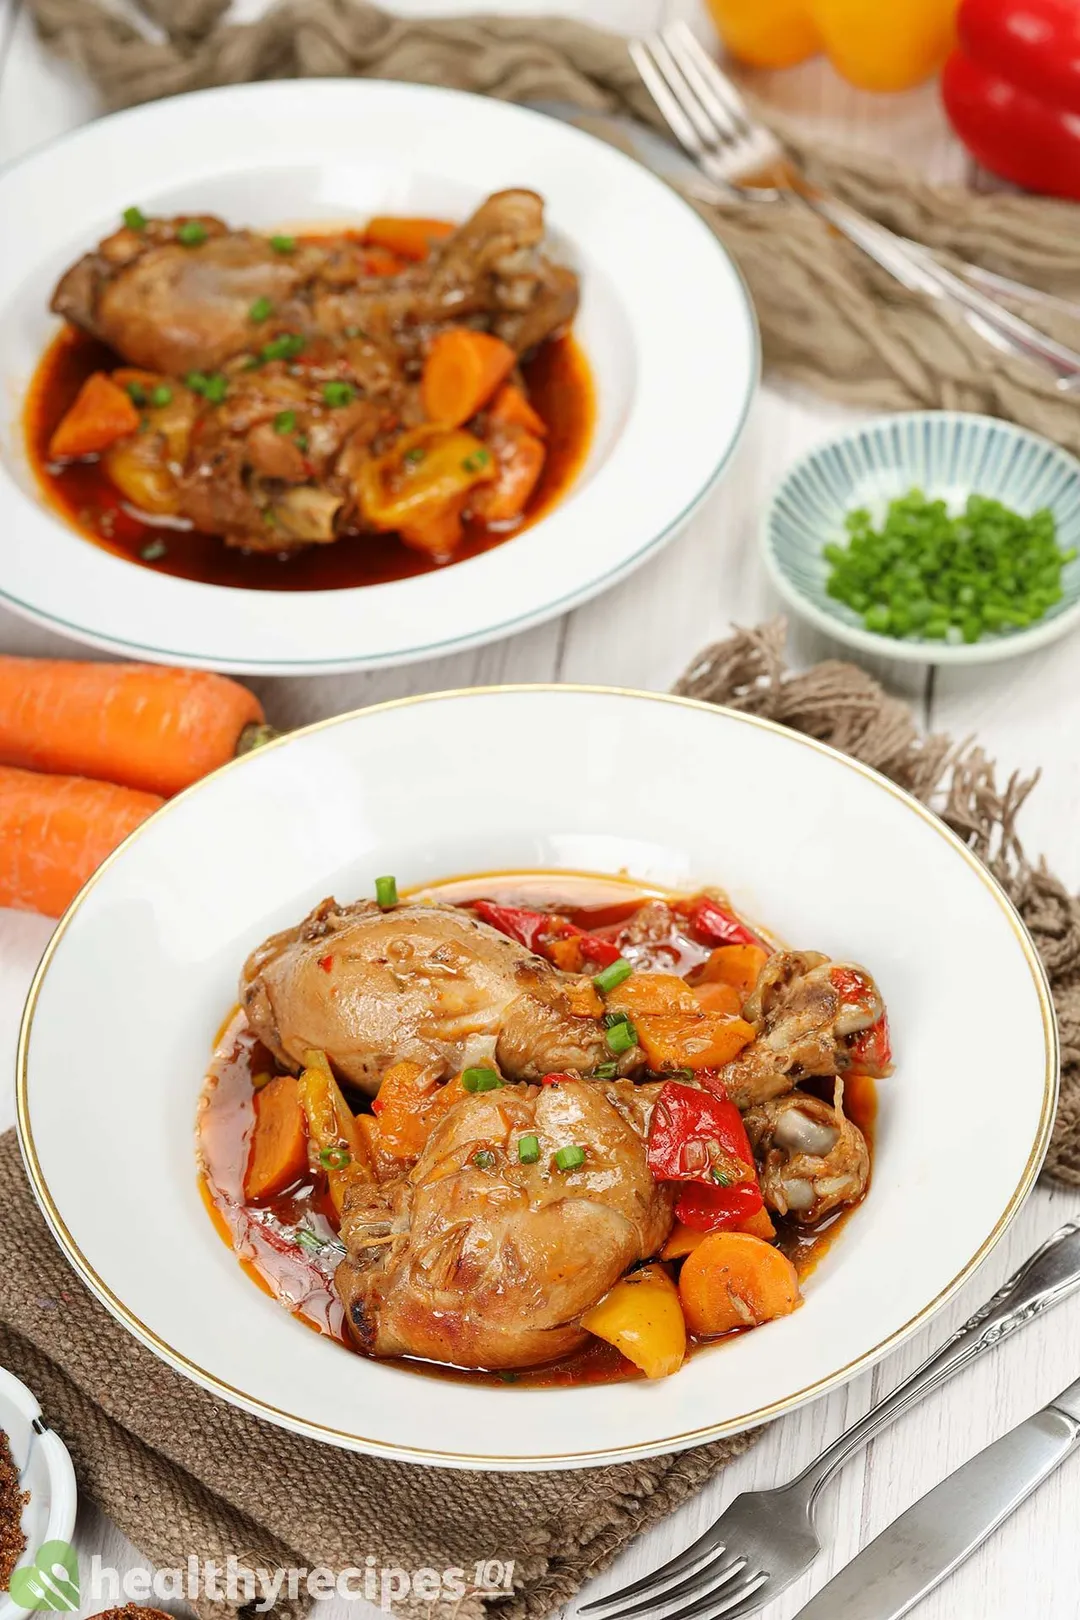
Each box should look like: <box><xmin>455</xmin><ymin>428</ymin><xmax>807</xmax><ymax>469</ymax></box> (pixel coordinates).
<box><xmin>0</xmin><ymin>79</ymin><xmax>758</xmax><ymax>675</ymax></box>
<box><xmin>763</xmin><ymin>411</ymin><xmax>1080</xmax><ymax>664</ymax></box>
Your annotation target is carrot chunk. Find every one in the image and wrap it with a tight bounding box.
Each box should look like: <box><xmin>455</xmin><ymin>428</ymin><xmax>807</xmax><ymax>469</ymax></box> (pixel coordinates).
<box><xmin>48</xmin><ymin>372</ymin><xmax>140</xmax><ymax>460</ymax></box>
<box><xmin>489</xmin><ymin>383</ymin><xmax>548</xmax><ymax>437</ymax></box>
<box><xmin>421</xmin><ymin>329</ymin><xmax>516</xmax><ymax>428</ymax></box>
<box><xmin>679</xmin><ymin>1232</ymin><xmax>801</xmax><ymax>1337</ymax></box>
<box><xmin>364</xmin><ymin>217</ymin><xmax>456</xmax><ymax>261</ymax></box>
<box><xmin>634</xmin><ymin>1012</ymin><xmax>755</xmax><ymax>1071</ymax></box>
<box><xmin>244</xmin><ymin>1074</ymin><xmax>309</xmax><ymax>1201</ymax></box>
<box><xmin>696</xmin><ymin>944</ymin><xmax>769</xmax><ymax>1001</ymax></box>
<box><xmin>692</xmin><ymin>980</ymin><xmax>743</xmax><ymax>1017</ymax></box>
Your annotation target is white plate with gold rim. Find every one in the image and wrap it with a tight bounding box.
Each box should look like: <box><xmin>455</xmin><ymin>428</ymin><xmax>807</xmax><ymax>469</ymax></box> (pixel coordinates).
<box><xmin>16</xmin><ymin>688</ymin><xmax>1056</xmax><ymax>1469</ymax></box>
<box><xmin>0</xmin><ymin>80</ymin><xmax>757</xmax><ymax>675</ymax></box>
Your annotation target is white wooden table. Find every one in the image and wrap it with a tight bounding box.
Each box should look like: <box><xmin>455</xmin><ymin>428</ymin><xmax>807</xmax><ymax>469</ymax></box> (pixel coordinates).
<box><xmin>1</xmin><ymin>2</ymin><xmax>1079</xmax><ymax>1616</ymax></box>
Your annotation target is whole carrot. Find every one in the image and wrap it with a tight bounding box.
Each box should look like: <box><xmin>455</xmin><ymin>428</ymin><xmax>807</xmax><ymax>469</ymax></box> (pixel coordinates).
<box><xmin>0</xmin><ymin>660</ymin><xmax>269</xmax><ymax>797</ymax></box>
<box><xmin>0</xmin><ymin>765</ymin><xmax>163</xmax><ymax>917</ymax></box>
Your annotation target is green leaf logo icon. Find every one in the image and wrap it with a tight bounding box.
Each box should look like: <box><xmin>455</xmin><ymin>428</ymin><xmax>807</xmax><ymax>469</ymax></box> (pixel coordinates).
<box><xmin>8</xmin><ymin>1541</ymin><xmax>80</xmax><ymax>1611</ymax></box>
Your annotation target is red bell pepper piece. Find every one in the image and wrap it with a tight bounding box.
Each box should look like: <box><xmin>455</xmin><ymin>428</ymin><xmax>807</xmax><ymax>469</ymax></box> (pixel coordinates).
<box><xmin>942</xmin><ymin>0</ymin><xmax>1080</xmax><ymax>200</ymax></box>
<box><xmin>540</xmin><ymin>1072</ymin><xmax>576</xmax><ymax>1086</ymax></box>
<box><xmin>676</xmin><ymin>1180</ymin><xmax>765</xmax><ymax>1233</ymax></box>
<box><xmin>681</xmin><ymin>894</ymin><xmax>761</xmax><ymax>950</ymax></box>
<box><xmin>647</xmin><ymin>1081</ymin><xmax>764</xmax><ymax>1231</ymax></box>
<box><xmin>473</xmin><ymin>899</ymin><xmax>621</xmax><ymax>969</ymax></box>
<box><xmin>847</xmin><ymin>1010</ymin><xmax>893</xmax><ymax>1077</ymax></box>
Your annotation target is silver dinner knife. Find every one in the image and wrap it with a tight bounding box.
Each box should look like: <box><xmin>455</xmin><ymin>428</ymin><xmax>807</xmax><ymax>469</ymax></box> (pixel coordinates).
<box><xmin>793</xmin><ymin>1375</ymin><xmax>1080</xmax><ymax>1619</ymax></box>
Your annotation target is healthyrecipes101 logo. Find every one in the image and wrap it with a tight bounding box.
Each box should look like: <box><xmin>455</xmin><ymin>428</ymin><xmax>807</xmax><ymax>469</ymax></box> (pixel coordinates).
<box><xmin>11</xmin><ymin>1546</ymin><xmax>515</xmax><ymax>1611</ymax></box>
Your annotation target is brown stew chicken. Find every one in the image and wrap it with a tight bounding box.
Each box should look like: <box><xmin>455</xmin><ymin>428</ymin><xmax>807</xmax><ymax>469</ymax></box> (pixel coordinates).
<box><xmin>28</xmin><ymin>194</ymin><xmax>592</xmax><ymax>590</ymax></box>
<box><xmin>199</xmin><ymin>874</ymin><xmax>888</xmax><ymax>1386</ymax></box>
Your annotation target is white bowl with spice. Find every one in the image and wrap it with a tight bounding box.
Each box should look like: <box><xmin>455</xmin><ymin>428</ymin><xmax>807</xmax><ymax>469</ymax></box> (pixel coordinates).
<box><xmin>0</xmin><ymin>1368</ymin><xmax>78</xmax><ymax>1620</ymax></box>
<box><xmin>764</xmin><ymin>411</ymin><xmax>1080</xmax><ymax>664</ymax></box>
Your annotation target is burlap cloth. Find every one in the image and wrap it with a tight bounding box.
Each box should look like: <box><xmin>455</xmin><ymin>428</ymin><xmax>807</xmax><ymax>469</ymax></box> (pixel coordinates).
<box><xmin>25</xmin><ymin>0</ymin><xmax>1080</xmax><ymax>452</ymax></box>
<box><xmin>5</xmin><ymin>7</ymin><xmax>1080</xmax><ymax>1614</ymax></box>
<box><xmin>1</xmin><ymin>624</ymin><xmax>1078</xmax><ymax>1620</ymax></box>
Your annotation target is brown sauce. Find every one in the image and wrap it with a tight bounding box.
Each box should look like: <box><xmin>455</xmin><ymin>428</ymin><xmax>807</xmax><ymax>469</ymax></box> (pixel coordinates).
<box><xmin>197</xmin><ymin>872</ymin><xmax>877</xmax><ymax>1388</ymax></box>
<box><xmin>25</xmin><ymin>323</ymin><xmax>594</xmax><ymax>593</ymax></box>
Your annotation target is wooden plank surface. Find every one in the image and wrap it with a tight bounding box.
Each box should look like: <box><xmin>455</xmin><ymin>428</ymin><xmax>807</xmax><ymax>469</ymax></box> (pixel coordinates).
<box><xmin>1</xmin><ymin>6</ymin><xmax>1078</xmax><ymax>1619</ymax></box>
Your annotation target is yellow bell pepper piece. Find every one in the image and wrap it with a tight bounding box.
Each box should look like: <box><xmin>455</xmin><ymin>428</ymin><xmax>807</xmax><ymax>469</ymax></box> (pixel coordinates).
<box><xmin>705</xmin><ymin>0</ymin><xmax>821</xmax><ymax>69</ymax></box>
<box><xmin>580</xmin><ymin>1264</ymin><xmax>687</xmax><ymax>1378</ymax></box>
<box><xmin>808</xmin><ymin>0</ymin><xmax>958</xmax><ymax>91</ymax></box>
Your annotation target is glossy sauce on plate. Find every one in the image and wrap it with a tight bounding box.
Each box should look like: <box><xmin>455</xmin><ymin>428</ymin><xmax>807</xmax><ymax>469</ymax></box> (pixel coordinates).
<box><xmin>198</xmin><ymin>872</ymin><xmax>875</xmax><ymax>1387</ymax></box>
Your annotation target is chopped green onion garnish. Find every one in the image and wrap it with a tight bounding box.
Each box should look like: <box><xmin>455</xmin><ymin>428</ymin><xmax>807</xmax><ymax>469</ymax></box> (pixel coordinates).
<box><xmin>517</xmin><ymin>1133</ymin><xmax>541</xmax><ymax>1164</ymax></box>
<box><xmin>177</xmin><ymin>220</ymin><xmax>208</xmax><ymax>246</ymax></box>
<box><xmin>473</xmin><ymin>1149</ymin><xmax>496</xmax><ymax>1170</ymax></box>
<box><xmin>319</xmin><ymin>1146</ymin><xmax>351</xmax><ymax>1170</ymax></box>
<box><xmin>249</xmin><ymin>296</ymin><xmax>274</xmax><ymax>323</ymax></box>
<box><xmin>270</xmin><ymin>234</ymin><xmax>296</xmax><ymax>254</ymax></box>
<box><xmin>593</xmin><ymin>958</ymin><xmax>633</xmax><ymax>993</ymax></box>
<box><xmin>260</xmin><ymin>333</ymin><xmax>305</xmax><ymax>363</ymax></box>
<box><xmin>202</xmin><ymin>373</ymin><xmax>228</xmax><ymax>404</ymax></box>
<box><xmin>374</xmin><ymin>874</ymin><xmax>398</xmax><ymax>909</ymax></box>
<box><xmin>322</xmin><ymin>380</ymin><xmax>357</xmax><ymax>408</ymax></box>
<box><xmin>149</xmin><ymin>385</ymin><xmax>173</xmax><ymax>408</ymax></box>
<box><xmin>499</xmin><ymin>1371</ymin><xmax>518</xmax><ymax>1383</ymax></box>
<box><xmin>262</xmin><ymin>508</ymin><xmax>278</xmax><ymax>527</ymax></box>
<box><xmin>712</xmin><ymin>1169</ymin><xmax>733</xmax><ymax>1187</ymax></box>
<box><xmin>295</xmin><ymin>1227</ymin><xmax>345</xmax><ymax>1256</ymax></box>
<box><xmin>139</xmin><ymin>539</ymin><xmax>167</xmax><ymax>563</ymax></box>
<box><xmin>554</xmin><ymin>1144</ymin><xmax>586</xmax><ymax>1172</ymax></box>
<box><xmin>593</xmin><ymin>1061</ymin><xmax>619</xmax><ymax>1079</ymax></box>
<box><xmin>462</xmin><ymin>1067</ymin><xmax>503</xmax><ymax>1093</ymax></box>
<box><xmin>274</xmin><ymin>409</ymin><xmax>297</xmax><ymax>435</ymax></box>
<box><xmin>296</xmin><ymin>434</ymin><xmax>309</xmax><ymax>453</ymax></box>
<box><xmin>603</xmin><ymin>1009</ymin><xmax>631</xmax><ymax>1029</ymax></box>
<box><xmin>403</xmin><ymin>446</ymin><xmax>426</xmax><ymax>467</ymax></box>
<box><xmin>462</xmin><ymin>448</ymin><xmax>491</xmax><ymax>474</ymax></box>
<box><xmin>123</xmin><ymin>206</ymin><xmax>147</xmax><ymax>232</ymax></box>
<box><xmin>125</xmin><ymin>381</ymin><xmax>147</xmax><ymax>406</ymax></box>
<box><xmin>185</xmin><ymin>371</ymin><xmax>209</xmax><ymax>394</ymax></box>
<box><xmin>606</xmin><ymin>1018</ymin><xmax>638</xmax><ymax>1055</ymax></box>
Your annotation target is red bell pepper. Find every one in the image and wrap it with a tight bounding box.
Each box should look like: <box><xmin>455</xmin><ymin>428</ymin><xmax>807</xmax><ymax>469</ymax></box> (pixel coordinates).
<box><xmin>942</xmin><ymin>0</ymin><xmax>1080</xmax><ymax>200</ymax></box>
<box><xmin>647</xmin><ymin>1080</ymin><xmax>765</xmax><ymax>1232</ymax></box>
<box><xmin>679</xmin><ymin>894</ymin><xmax>762</xmax><ymax>950</ymax></box>
<box><xmin>472</xmin><ymin>900</ymin><xmax>621</xmax><ymax>968</ymax></box>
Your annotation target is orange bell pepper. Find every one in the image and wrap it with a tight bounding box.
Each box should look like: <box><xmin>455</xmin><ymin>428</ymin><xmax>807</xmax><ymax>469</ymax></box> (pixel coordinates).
<box><xmin>706</xmin><ymin>0</ymin><xmax>957</xmax><ymax>91</ymax></box>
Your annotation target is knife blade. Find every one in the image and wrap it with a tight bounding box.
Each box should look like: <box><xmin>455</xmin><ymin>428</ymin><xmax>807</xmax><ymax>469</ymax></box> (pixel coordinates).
<box><xmin>793</xmin><ymin>1376</ymin><xmax>1080</xmax><ymax>1620</ymax></box>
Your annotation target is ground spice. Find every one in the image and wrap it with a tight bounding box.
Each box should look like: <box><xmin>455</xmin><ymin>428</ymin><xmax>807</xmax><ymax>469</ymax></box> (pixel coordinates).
<box><xmin>0</xmin><ymin>1427</ymin><xmax>28</xmax><ymax>1590</ymax></box>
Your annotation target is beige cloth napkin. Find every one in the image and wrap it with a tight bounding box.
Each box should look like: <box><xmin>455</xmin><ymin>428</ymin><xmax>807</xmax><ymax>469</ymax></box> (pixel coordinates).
<box><xmin>1</xmin><ymin>623</ymin><xmax>1078</xmax><ymax>1620</ymax></box>
<box><xmin>26</xmin><ymin>0</ymin><xmax>1080</xmax><ymax>453</ymax></box>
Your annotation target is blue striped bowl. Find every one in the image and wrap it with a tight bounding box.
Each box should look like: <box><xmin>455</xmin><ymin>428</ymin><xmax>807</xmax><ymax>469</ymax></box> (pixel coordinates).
<box><xmin>763</xmin><ymin>412</ymin><xmax>1080</xmax><ymax>664</ymax></box>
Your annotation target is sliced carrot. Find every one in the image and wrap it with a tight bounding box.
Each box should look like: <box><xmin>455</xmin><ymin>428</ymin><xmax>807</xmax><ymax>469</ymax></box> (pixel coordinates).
<box><xmin>364</xmin><ymin>217</ymin><xmax>456</xmax><ymax>261</ymax></box>
<box><xmin>692</xmin><ymin>980</ymin><xmax>743</xmax><ymax>1017</ymax></box>
<box><xmin>48</xmin><ymin>372</ymin><xmax>140</xmax><ymax>460</ymax></box>
<box><xmin>373</xmin><ymin>1062</ymin><xmax>470</xmax><ymax>1159</ymax></box>
<box><xmin>609</xmin><ymin>973</ymin><xmax>700</xmax><ymax>1017</ymax></box>
<box><xmin>244</xmin><ymin>1074</ymin><xmax>308</xmax><ymax>1201</ymax></box>
<box><xmin>635</xmin><ymin>1012</ymin><xmax>755</xmax><ymax>1072</ymax></box>
<box><xmin>489</xmin><ymin>383</ymin><xmax>548</xmax><ymax>437</ymax></box>
<box><xmin>362</xmin><ymin>245</ymin><xmax>407</xmax><ymax>277</ymax></box>
<box><xmin>471</xmin><ymin>430</ymin><xmax>545</xmax><ymax>525</ymax></box>
<box><xmin>421</xmin><ymin>328</ymin><xmax>516</xmax><ymax>428</ymax></box>
<box><xmin>679</xmin><ymin>1232</ymin><xmax>801</xmax><ymax>1337</ymax></box>
<box><xmin>354</xmin><ymin>1113</ymin><xmax>401</xmax><ymax>1183</ymax></box>
<box><xmin>661</xmin><ymin>1222</ymin><xmax>707</xmax><ymax>1260</ymax></box>
<box><xmin>0</xmin><ymin>764</ymin><xmax>162</xmax><ymax>917</ymax></box>
<box><xmin>0</xmin><ymin>659</ymin><xmax>266</xmax><ymax>797</ymax></box>
<box><xmin>696</xmin><ymin>944</ymin><xmax>769</xmax><ymax>1001</ymax></box>
<box><xmin>399</xmin><ymin>495</ymin><xmax>467</xmax><ymax>560</ymax></box>
<box><xmin>738</xmin><ymin>1206</ymin><xmax>777</xmax><ymax>1240</ymax></box>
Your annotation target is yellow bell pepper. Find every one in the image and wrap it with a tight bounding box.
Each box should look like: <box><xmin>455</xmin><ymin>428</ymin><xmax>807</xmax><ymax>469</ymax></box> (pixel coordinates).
<box><xmin>706</xmin><ymin>0</ymin><xmax>957</xmax><ymax>91</ymax></box>
<box><xmin>580</xmin><ymin>1264</ymin><xmax>687</xmax><ymax>1378</ymax></box>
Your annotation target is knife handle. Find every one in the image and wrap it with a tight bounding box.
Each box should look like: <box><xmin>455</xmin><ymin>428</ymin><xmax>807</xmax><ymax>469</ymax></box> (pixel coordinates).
<box><xmin>792</xmin><ymin>1217</ymin><xmax>1080</xmax><ymax>1507</ymax></box>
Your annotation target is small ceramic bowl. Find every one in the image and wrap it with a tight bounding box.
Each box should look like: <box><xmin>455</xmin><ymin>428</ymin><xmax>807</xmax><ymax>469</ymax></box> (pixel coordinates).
<box><xmin>0</xmin><ymin>1367</ymin><xmax>78</xmax><ymax>1620</ymax></box>
<box><xmin>763</xmin><ymin>411</ymin><xmax>1080</xmax><ymax>664</ymax></box>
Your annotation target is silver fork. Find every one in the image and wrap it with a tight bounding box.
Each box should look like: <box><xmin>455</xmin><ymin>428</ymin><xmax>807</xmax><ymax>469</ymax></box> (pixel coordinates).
<box><xmin>629</xmin><ymin>23</ymin><xmax>1080</xmax><ymax>392</ymax></box>
<box><xmin>578</xmin><ymin>1219</ymin><xmax>1080</xmax><ymax>1620</ymax></box>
